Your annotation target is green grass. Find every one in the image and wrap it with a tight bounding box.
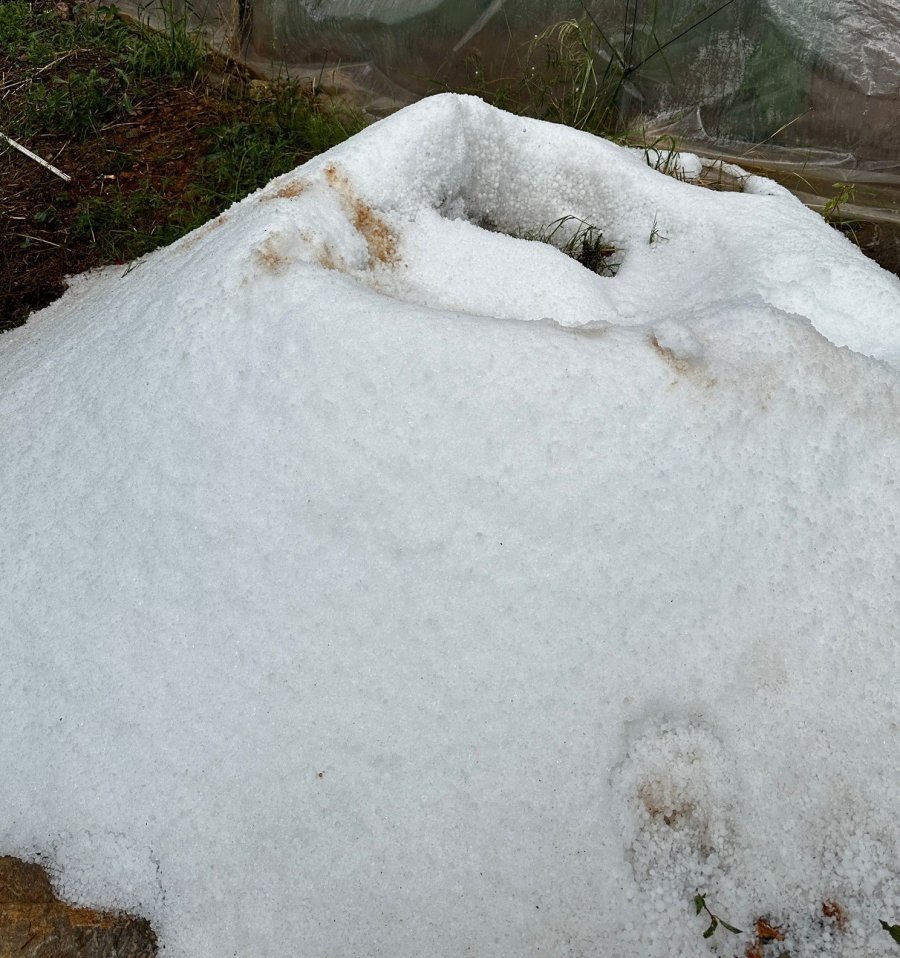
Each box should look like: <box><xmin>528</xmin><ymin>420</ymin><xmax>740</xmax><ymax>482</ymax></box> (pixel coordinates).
<box><xmin>438</xmin><ymin>1</ymin><xmax>740</xmax><ymax>139</ymax></box>
<box><xmin>531</xmin><ymin>215</ymin><xmax>620</xmax><ymax>276</ymax></box>
<box><xmin>70</xmin><ymin>181</ymin><xmax>205</xmax><ymax>260</ymax></box>
<box><xmin>59</xmin><ymin>80</ymin><xmax>358</xmax><ymax>263</ymax></box>
<box><xmin>0</xmin><ymin>0</ymin><xmax>203</xmax><ymax>79</ymax></box>
<box><xmin>1</xmin><ymin>0</ymin><xmax>364</xmax><ymax>325</ymax></box>
<box><xmin>21</xmin><ymin>67</ymin><xmax>123</xmax><ymax>136</ymax></box>
<box><xmin>195</xmin><ymin>82</ymin><xmax>358</xmax><ymax>206</ymax></box>
<box><xmin>2</xmin><ymin>0</ymin><xmax>204</xmax><ymax>140</ymax></box>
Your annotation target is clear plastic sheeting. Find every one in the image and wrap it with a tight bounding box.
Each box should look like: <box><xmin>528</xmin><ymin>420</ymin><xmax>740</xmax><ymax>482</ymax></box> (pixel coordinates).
<box><xmin>123</xmin><ymin>0</ymin><xmax>900</xmax><ymax>156</ymax></box>
<box><xmin>764</xmin><ymin>0</ymin><xmax>900</xmax><ymax>96</ymax></box>
<box><xmin>298</xmin><ymin>0</ymin><xmax>447</xmax><ymax>24</ymax></box>
<box><xmin>116</xmin><ymin>0</ymin><xmax>900</xmax><ymax>268</ymax></box>
<box><xmin>642</xmin><ymin>101</ymin><xmax>900</xmax><ymax>277</ymax></box>
<box><xmin>708</xmin><ymin>150</ymin><xmax>900</xmax><ymax>277</ymax></box>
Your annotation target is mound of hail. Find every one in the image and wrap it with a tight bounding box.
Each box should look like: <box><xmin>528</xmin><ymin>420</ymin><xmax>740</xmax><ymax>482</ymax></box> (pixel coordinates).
<box><xmin>3</xmin><ymin>94</ymin><xmax>900</xmax><ymax>958</ymax></box>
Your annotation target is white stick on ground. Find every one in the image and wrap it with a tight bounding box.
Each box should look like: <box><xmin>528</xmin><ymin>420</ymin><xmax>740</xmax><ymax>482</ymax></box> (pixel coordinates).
<box><xmin>0</xmin><ymin>131</ymin><xmax>71</xmax><ymax>182</ymax></box>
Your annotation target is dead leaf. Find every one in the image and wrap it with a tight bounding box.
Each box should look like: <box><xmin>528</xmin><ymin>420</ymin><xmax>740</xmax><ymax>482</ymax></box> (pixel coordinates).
<box><xmin>822</xmin><ymin>900</ymin><xmax>847</xmax><ymax>932</ymax></box>
<box><xmin>756</xmin><ymin>919</ymin><xmax>785</xmax><ymax>941</ymax></box>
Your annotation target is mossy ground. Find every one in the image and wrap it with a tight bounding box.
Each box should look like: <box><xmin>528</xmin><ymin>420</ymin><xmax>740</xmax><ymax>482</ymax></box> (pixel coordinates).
<box><xmin>0</xmin><ymin>0</ymin><xmax>362</xmax><ymax>330</ymax></box>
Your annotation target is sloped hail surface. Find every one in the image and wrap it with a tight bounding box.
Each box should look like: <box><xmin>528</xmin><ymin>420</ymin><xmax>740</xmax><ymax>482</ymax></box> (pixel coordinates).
<box><xmin>2</xmin><ymin>95</ymin><xmax>900</xmax><ymax>958</ymax></box>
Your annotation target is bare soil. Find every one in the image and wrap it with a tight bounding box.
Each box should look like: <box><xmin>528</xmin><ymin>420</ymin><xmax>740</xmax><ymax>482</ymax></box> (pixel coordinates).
<box><xmin>1</xmin><ymin>79</ymin><xmax>242</xmax><ymax>327</ymax></box>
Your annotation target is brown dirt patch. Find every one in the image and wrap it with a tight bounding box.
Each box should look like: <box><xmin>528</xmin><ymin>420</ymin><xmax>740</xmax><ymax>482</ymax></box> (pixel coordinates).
<box><xmin>0</xmin><ymin>855</ymin><xmax>156</xmax><ymax>957</ymax></box>
<box><xmin>0</xmin><ymin>2</ymin><xmax>357</xmax><ymax>330</ymax></box>
<box><xmin>1</xmin><ymin>75</ymin><xmax>244</xmax><ymax>329</ymax></box>
<box><xmin>351</xmin><ymin>198</ymin><xmax>397</xmax><ymax>265</ymax></box>
<box><xmin>650</xmin><ymin>333</ymin><xmax>689</xmax><ymax>374</ymax></box>
<box><xmin>179</xmin><ymin>211</ymin><xmax>229</xmax><ymax>251</ymax></box>
<box><xmin>638</xmin><ymin>781</ymin><xmax>694</xmax><ymax>827</ymax></box>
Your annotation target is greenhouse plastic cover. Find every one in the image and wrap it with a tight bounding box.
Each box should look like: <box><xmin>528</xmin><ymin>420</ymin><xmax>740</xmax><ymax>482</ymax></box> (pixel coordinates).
<box><xmin>121</xmin><ymin>0</ymin><xmax>900</xmax><ymax>244</ymax></box>
<box><xmin>275</xmin><ymin>0</ymin><xmax>900</xmax><ymax>101</ymax></box>
<box><xmin>153</xmin><ymin>0</ymin><xmax>900</xmax><ymax>159</ymax></box>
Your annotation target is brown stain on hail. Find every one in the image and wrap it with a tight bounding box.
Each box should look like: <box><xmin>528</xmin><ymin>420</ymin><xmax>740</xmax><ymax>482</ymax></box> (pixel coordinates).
<box><xmin>351</xmin><ymin>199</ymin><xmax>397</xmax><ymax>265</ymax></box>
<box><xmin>252</xmin><ymin>238</ymin><xmax>290</xmax><ymax>274</ymax></box>
<box><xmin>267</xmin><ymin>179</ymin><xmax>307</xmax><ymax>200</ymax></box>
<box><xmin>181</xmin><ymin>212</ymin><xmax>229</xmax><ymax>251</ymax></box>
<box><xmin>822</xmin><ymin>900</ymin><xmax>847</xmax><ymax>932</ymax></box>
<box><xmin>324</xmin><ymin>163</ymin><xmax>340</xmax><ymax>188</ymax></box>
<box><xmin>649</xmin><ymin>334</ymin><xmax>717</xmax><ymax>389</ymax></box>
<box><xmin>324</xmin><ymin>163</ymin><xmax>399</xmax><ymax>268</ymax></box>
<box><xmin>649</xmin><ymin>334</ymin><xmax>690</xmax><ymax>375</ymax></box>
<box><xmin>318</xmin><ymin>245</ymin><xmax>340</xmax><ymax>271</ymax></box>
<box><xmin>637</xmin><ymin>782</ymin><xmax>694</xmax><ymax>828</ymax></box>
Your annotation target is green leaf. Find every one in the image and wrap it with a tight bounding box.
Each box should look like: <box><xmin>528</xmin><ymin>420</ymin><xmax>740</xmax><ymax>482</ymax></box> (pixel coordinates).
<box><xmin>880</xmin><ymin>920</ymin><xmax>900</xmax><ymax>945</ymax></box>
<box><xmin>719</xmin><ymin>919</ymin><xmax>743</xmax><ymax>935</ymax></box>
<box><xmin>703</xmin><ymin>916</ymin><xmax>718</xmax><ymax>939</ymax></box>
<box><xmin>694</xmin><ymin>894</ymin><xmax>705</xmax><ymax>916</ymax></box>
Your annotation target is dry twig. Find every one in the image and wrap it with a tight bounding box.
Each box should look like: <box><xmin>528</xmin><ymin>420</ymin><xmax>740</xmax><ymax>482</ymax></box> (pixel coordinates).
<box><xmin>0</xmin><ymin>131</ymin><xmax>72</xmax><ymax>181</ymax></box>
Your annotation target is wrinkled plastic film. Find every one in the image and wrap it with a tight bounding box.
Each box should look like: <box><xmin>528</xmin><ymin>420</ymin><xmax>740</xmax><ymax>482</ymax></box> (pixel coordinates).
<box><xmin>118</xmin><ymin>0</ymin><xmax>900</xmax><ymax>268</ymax></box>
<box><xmin>127</xmin><ymin>1</ymin><xmax>900</xmax><ymax>157</ymax></box>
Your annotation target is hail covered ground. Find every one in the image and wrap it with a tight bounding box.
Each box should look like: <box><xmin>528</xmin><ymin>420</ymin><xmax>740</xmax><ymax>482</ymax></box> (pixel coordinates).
<box><xmin>2</xmin><ymin>95</ymin><xmax>900</xmax><ymax>957</ymax></box>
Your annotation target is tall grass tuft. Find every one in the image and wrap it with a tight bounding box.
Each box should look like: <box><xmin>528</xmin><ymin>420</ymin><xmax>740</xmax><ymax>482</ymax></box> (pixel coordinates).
<box><xmin>441</xmin><ymin>0</ymin><xmax>740</xmax><ymax>138</ymax></box>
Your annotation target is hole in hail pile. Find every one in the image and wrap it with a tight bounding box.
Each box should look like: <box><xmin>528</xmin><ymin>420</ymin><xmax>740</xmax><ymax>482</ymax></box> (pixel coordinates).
<box><xmin>475</xmin><ymin>211</ymin><xmax>621</xmax><ymax>278</ymax></box>
<box><xmin>433</xmin><ymin>189</ymin><xmax>622</xmax><ymax>280</ymax></box>
<box><xmin>311</xmin><ymin>163</ymin><xmax>625</xmax><ymax>326</ymax></box>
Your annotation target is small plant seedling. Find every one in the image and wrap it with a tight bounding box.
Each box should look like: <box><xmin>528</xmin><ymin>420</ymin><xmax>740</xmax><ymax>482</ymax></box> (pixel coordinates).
<box><xmin>33</xmin><ymin>207</ymin><xmax>58</xmax><ymax>226</ymax></box>
<box><xmin>538</xmin><ymin>215</ymin><xmax>619</xmax><ymax>276</ymax></box>
<box><xmin>694</xmin><ymin>893</ymin><xmax>743</xmax><ymax>940</ymax></box>
<box><xmin>822</xmin><ymin>182</ymin><xmax>856</xmax><ymax>223</ymax></box>
<box><xmin>881</xmin><ymin>919</ymin><xmax>900</xmax><ymax>946</ymax></box>
<box><xmin>649</xmin><ymin>214</ymin><xmax>667</xmax><ymax>244</ymax></box>
<box><xmin>644</xmin><ymin>135</ymin><xmax>681</xmax><ymax>177</ymax></box>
